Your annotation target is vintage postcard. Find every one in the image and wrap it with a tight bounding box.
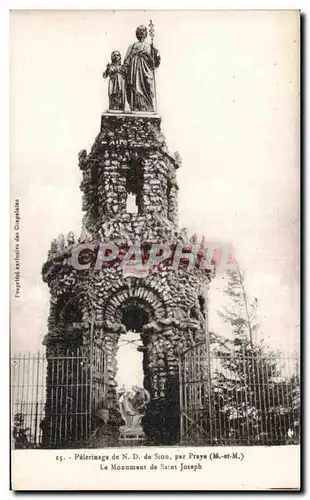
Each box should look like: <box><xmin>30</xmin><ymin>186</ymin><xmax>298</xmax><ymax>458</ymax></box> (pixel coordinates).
<box><xmin>10</xmin><ymin>10</ymin><xmax>300</xmax><ymax>490</ymax></box>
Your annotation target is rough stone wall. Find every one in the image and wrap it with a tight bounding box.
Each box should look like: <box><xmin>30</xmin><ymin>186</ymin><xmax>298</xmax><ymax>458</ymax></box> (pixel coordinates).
<box><xmin>79</xmin><ymin>114</ymin><xmax>180</xmax><ymax>240</ymax></box>
<box><xmin>42</xmin><ymin>113</ymin><xmax>214</xmax><ymax>446</ymax></box>
<box><xmin>42</xmin><ymin>235</ymin><xmax>212</xmax><ymax>444</ymax></box>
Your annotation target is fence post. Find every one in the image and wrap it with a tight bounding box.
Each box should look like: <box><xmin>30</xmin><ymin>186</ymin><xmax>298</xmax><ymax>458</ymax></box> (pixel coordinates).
<box><xmin>178</xmin><ymin>348</ymin><xmax>184</xmax><ymax>445</ymax></box>
<box><xmin>34</xmin><ymin>351</ymin><xmax>40</xmax><ymax>445</ymax></box>
<box><xmin>89</xmin><ymin>315</ymin><xmax>94</xmax><ymax>439</ymax></box>
<box><xmin>242</xmin><ymin>348</ymin><xmax>250</xmax><ymax>444</ymax></box>
<box><xmin>206</xmin><ymin>336</ymin><xmax>213</xmax><ymax>445</ymax></box>
<box><xmin>203</xmin><ymin>288</ymin><xmax>213</xmax><ymax>446</ymax></box>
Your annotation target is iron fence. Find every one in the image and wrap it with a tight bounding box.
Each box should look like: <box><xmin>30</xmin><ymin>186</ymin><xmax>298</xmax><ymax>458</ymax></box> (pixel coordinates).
<box><xmin>179</xmin><ymin>343</ymin><xmax>300</xmax><ymax>446</ymax></box>
<box><xmin>11</xmin><ymin>352</ymin><xmax>46</xmax><ymax>448</ymax></box>
<box><xmin>11</xmin><ymin>346</ymin><xmax>107</xmax><ymax>449</ymax></box>
<box><xmin>11</xmin><ymin>343</ymin><xmax>300</xmax><ymax>449</ymax></box>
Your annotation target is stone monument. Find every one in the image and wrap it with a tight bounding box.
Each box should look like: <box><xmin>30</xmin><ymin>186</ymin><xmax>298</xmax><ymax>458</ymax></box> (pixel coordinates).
<box><xmin>42</xmin><ymin>22</ymin><xmax>214</xmax><ymax>447</ymax></box>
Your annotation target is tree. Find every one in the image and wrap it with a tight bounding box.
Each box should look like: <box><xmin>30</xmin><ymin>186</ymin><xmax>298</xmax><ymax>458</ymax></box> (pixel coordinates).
<box><xmin>217</xmin><ymin>263</ymin><xmax>259</xmax><ymax>348</ymax></box>
<box><xmin>12</xmin><ymin>412</ymin><xmax>30</xmax><ymax>449</ymax></box>
<box><xmin>207</xmin><ymin>265</ymin><xmax>300</xmax><ymax>445</ymax></box>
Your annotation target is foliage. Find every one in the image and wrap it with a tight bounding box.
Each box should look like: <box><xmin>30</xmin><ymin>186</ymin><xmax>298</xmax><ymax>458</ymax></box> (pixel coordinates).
<box><xmin>205</xmin><ymin>265</ymin><xmax>300</xmax><ymax>445</ymax></box>
<box><xmin>12</xmin><ymin>412</ymin><xmax>30</xmax><ymax>449</ymax></box>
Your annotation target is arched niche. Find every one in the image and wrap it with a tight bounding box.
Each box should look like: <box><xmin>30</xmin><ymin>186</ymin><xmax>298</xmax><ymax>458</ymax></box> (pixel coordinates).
<box><xmin>104</xmin><ymin>285</ymin><xmax>166</xmax><ymax>396</ymax></box>
<box><xmin>125</xmin><ymin>159</ymin><xmax>144</xmax><ymax>214</ymax></box>
<box><xmin>103</xmin><ymin>285</ymin><xmax>166</xmax><ymax>326</ymax></box>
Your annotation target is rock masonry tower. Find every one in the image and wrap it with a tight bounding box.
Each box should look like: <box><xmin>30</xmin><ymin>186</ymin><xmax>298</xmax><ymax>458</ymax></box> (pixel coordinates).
<box><xmin>42</xmin><ymin>23</ymin><xmax>214</xmax><ymax>447</ymax></box>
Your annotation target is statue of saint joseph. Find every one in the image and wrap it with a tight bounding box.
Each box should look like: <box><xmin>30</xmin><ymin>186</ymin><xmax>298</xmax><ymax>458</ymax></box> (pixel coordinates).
<box><xmin>123</xmin><ymin>25</ymin><xmax>160</xmax><ymax>112</ymax></box>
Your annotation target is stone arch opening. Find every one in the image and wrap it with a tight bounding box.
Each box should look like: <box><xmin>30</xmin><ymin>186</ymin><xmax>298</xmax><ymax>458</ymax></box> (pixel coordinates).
<box><xmin>116</xmin><ymin>297</ymin><xmax>153</xmax><ymax>391</ymax></box>
<box><xmin>104</xmin><ymin>284</ymin><xmax>166</xmax><ymax>324</ymax></box>
<box><xmin>126</xmin><ymin>193</ymin><xmax>138</xmax><ymax>214</ymax></box>
<box><xmin>115</xmin><ymin>297</ymin><xmax>154</xmax><ymax>441</ymax></box>
<box><xmin>125</xmin><ymin>159</ymin><xmax>144</xmax><ymax>214</ymax></box>
<box><xmin>121</xmin><ymin>304</ymin><xmax>149</xmax><ymax>333</ymax></box>
<box><xmin>103</xmin><ymin>285</ymin><xmax>167</xmax><ymax>439</ymax></box>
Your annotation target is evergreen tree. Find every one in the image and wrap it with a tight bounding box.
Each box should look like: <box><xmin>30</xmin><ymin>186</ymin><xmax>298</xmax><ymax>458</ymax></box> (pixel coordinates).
<box><xmin>12</xmin><ymin>412</ymin><xmax>30</xmax><ymax>449</ymax></box>
<box><xmin>207</xmin><ymin>265</ymin><xmax>300</xmax><ymax>445</ymax></box>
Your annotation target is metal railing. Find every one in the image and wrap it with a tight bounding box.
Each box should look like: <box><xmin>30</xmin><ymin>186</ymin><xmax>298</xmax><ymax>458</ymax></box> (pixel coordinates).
<box><xmin>11</xmin><ymin>343</ymin><xmax>300</xmax><ymax>449</ymax></box>
<box><xmin>11</xmin><ymin>352</ymin><xmax>46</xmax><ymax>448</ymax></box>
<box><xmin>179</xmin><ymin>343</ymin><xmax>300</xmax><ymax>446</ymax></box>
<box><xmin>11</xmin><ymin>346</ymin><xmax>107</xmax><ymax>449</ymax></box>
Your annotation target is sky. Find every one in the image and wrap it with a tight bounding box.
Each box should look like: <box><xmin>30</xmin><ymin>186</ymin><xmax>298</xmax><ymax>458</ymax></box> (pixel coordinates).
<box><xmin>10</xmin><ymin>10</ymin><xmax>300</xmax><ymax>379</ymax></box>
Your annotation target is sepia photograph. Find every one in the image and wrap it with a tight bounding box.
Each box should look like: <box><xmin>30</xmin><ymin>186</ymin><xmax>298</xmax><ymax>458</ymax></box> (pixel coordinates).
<box><xmin>10</xmin><ymin>9</ymin><xmax>300</xmax><ymax>490</ymax></box>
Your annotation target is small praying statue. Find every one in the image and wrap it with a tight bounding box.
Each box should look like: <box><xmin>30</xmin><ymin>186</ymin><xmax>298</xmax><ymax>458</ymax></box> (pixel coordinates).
<box><xmin>103</xmin><ymin>51</ymin><xmax>125</xmax><ymax>111</ymax></box>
